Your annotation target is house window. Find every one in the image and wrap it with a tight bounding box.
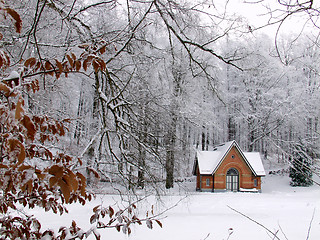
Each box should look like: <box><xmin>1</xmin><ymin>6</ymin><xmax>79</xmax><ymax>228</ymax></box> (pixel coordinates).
<box><xmin>206</xmin><ymin>178</ymin><xmax>210</xmax><ymax>186</ymax></box>
<box><xmin>226</xmin><ymin>168</ymin><xmax>239</xmax><ymax>191</ymax></box>
<box><xmin>231</xmin><ymin>155</ymin><xmax>235</xmax><ymax>159</ymax></box>
<box><xmin>254</xmin><ymin>179</ymin><xmax>258</xmax><ymax>187</ymax></box>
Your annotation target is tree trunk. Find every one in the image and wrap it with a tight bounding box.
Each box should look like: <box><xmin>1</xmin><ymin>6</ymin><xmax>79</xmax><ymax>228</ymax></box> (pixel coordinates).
<box><xmin>165</xmin><ymin>112</ymin><xmax>177</xmax><ymax>189</ymax></box>
<box><xmin>201</xmin><ymin>127</ymin><xmax>206</xmax><ymax>151</ymax></box>
<box><xmin>74</xmin><ymin>80</ymin><xmax>85</xmax><ymax>144</ymax></box>
<box><xmin>165</xmin><ymin>63</ymin><xmax>182</xmax><ymax>189</ymax></box>
<box><xmin>248</xmin><ymin>117</ymin><xmax>255</xmax><ymax>152</ymax></box>
<box><xmin>228</xmin><ymin>116</ymin><xmax>236</xmax><ymax>141</ymax></box>
<box><xmin>137</xmin><ymin>113</ymin><xmax>147</xmax><ymax>189</ymax></box>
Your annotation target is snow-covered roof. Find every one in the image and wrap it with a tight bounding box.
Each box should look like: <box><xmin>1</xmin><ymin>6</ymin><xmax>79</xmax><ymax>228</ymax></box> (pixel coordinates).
<box><xmin>196</xmin><ymin>141</ymin><xmax>265</xmax><ymax>176</ymax></box>
<box><xmin>243</xmin><ymin>152</ymin><xmax>266</xmax><ymax>176</ymax></box>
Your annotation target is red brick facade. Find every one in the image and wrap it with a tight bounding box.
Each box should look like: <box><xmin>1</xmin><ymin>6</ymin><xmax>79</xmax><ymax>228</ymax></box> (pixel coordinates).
<box><xmin>195</xmin><ymin>146</ymin><xmax>262</xmax><ymax>192</ymax></box>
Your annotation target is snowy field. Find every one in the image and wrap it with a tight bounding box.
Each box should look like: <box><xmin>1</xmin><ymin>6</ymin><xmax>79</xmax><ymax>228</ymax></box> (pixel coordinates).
<box><xmin>30</xmin><ymin>174</ymin><xmax>320</xmax><ymax>240</ymax></box>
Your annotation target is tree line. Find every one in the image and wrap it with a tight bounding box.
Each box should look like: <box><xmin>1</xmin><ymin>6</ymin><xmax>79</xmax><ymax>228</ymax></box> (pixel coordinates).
<box><xmin>1</xmin><ymin>0</ymin><xmax>320</xmax><ymax>238</ymax></box>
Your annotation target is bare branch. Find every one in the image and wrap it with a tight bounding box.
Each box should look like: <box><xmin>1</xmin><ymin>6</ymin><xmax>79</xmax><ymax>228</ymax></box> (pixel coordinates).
<box><xmin>228</xmin><ymin>205</ymin><xmax>281</xmax><ymax>240</ymax></box>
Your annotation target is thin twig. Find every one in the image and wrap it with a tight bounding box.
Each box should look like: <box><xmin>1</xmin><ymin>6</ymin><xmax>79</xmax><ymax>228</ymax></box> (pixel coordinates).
<box><xmin>228</xmin><ymin>205</ymin><xmax>281</xmax><ymax>240</ymax></box>
<box><xmin>278</xmin><ymin>221</ymin><xmax>289</xmax><ymax>240</ymax></box>
<box><xmin>306</xmin><ymin>208</ymin><xmax>316</xmax><ymax>240</ymax></box>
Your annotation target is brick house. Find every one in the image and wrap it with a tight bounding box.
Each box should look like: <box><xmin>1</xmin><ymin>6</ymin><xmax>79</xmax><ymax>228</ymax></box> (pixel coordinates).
<box><xmin>192</xmin><ymin>140</ymin><xmax>265</xmax><ymax>192</ymax></box>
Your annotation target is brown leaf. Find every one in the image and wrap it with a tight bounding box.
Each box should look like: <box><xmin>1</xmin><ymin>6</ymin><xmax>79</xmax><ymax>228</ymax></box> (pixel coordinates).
<box><xmin>45</xmin><ymin>61</ymin><xmax>52</xmax><ymax>70</ymax></box>
<box><xmin>78</xmin><ymin>158</ymin><xmax>83</xmax><ymax>166</ymax></box>
<box><xmin>75</xmin><ymin>172</ymin><xmax>87</xmax><ymax>196</ymax></box>
<box><xmin>44</xmin><ymin>148</ymin><xmax>53</xmax><ymax>160</ymax></box>
<box><xmin>48</xmin><ymin>165</ymin><xmax>64</xmax><ymax>179</ymax></box>
<box><xmin>55</xmin><ymin>59</ymin><xmax>63</xmax><ymax>72</ymax></box>
<box><xmin>96</xmin><ymin>58</ymin><xmax>106</xmax><ymax>71</ymax></box>
<box><xmin>88</xmin><ymin>168</ymin><xmax>100</xmax><ymax>179</ymax></box>
<box><xmin>88</xmin><ymin>194</ymin><xmax>92</xmax><ymax>201</ymax></box>
<box><xmin>0</xmin><ymin>163</ymin><xmax>8</xmax><ymax>169</ymax></box>
<box><xmin>56</xmin><ymin>122</ymin><xmax>65</xmax><ymax>136</ymax></box>
<box><xmin>20</xmin><ymin>115</ymin><xmax>36</xmax><ymax>141</ymax></box>
<box><xmin>24</xmin><ymin>57</ymin><xmax>37</xmax><ymax>68</ymax></box>
<box><xmin>66</xmin><ymin>170</ymin><xmax>78</xmax><ymax>192</ymax></box>
<box><xmin>36</xmin><ymin>173</ymin><xmax>46</xmax><ymax>180</ymax></box>
<box><xmin>34</xmin><ymin>61</ymin><xmax>41</xmax><ymax>72</ymax></box>
<box><xmin>4</xmin><ymin>51</ymin><xmax>10</xmax><ymax>67</ymax></box>
<box><xmin>66</xmin><ymin>54</ymin><xmax>74</xmax><ymax>67</ymax></box>
<box><xmin>61</xmin><ymin>172</ymin><xmax>78</xmax><ymax>193</ymax></box>
<box><xmin>8</xmin><ymin>138</ymin><xmax>25</xmax><ymax>165</ymax></box>
<box><xmin>0</xmin><ymin>82</ymin><xmax>11</xmax><ymax>97</ymax></box>
<box><xmin>155</xmin><ymin>220</ymin><xmax>162</xmax><ymax>228</ymax></box>
<box><xmin>5</xmin><ymin>8</ymin><xmax>22</xmax><ymax>33</ymax></box>
<box><xmin>0</xmin><ymin>55</ymin><xmax>3</xmax><ymax>68</ymax></box>
<box><xmin>92</xmin><ymin>59</ymin><xmax>99</xmax><ymax>72</ymax></box>
<box><xmin>24</xmin><ymin>179</ymin><xmax>33</xmax><ymax>194</ymax></box>
<box><xmin>90</xmin><ymin>213</ymin><xmax>98</xmax><ymax>224</ymax></box>
<box><xmin>93</xmin><ymin>205</ymin><xmax>100</xmax><ymax>212</ymax></box>
<box><xmin>109</xmin><ymin>206</ymin><xmax>114</xmax><ymax>218</ymax></box>
<box><xmin>78</xmin><ymin>44</ymin><xmax>89</xmax><ymax>49</ymax></box>
<box><xmin>99</xmin><ymin>46</ymin><xmax>106</xmax><ymax>54</ymax></box>
<box><xmin>71</xmin><ymin>220</ymin><xmax>77</xmax><ymax>230</ymax></box>
<box><xmin>17</xmin><ymin>165</ymin><xmax>32</xmax><ymax>171</ymax></box>
<box><xmin>49</xmin><ymin>176</ymin><xmax>58</xmax><ymax>188</ymax></box>
<box><xmin>75</xmin><ymin>60</ymin><xmax>81</xmax><ymax>71</ymax></box>
<box><xmin>15</xmin><ymin>96</ymin><xmax>24</xmax><ymax>120</ymax></box>
<box><xmin>58</xmin><ymin>178</ymin><xmax>71</xmax><ymax>203</ymax></box>
<box><xmin>83</xmin><ymin>59</ymin><xmax>90</xmax><ymax>71</ymax></box>
<box><xmin>71</xmin><ymin>53</ymin><xmax>76</xmax><ymax>61</ymax></box>
<box><xmin>31</xmin><ymin>79</ymin><xmax>40</xmax><ymax>93</ymax></box>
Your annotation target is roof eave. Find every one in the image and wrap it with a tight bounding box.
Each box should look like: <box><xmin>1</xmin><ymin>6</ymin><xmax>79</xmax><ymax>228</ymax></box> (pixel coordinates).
<box><xmin>211</xmin><ymin>140</ymin><xmax>236</xmax><ymax>174</ymax></box>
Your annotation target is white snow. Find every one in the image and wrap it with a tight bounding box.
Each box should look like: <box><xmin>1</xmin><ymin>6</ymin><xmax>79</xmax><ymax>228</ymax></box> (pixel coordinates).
<box><xmin>197</xmin><ymin>141</ymin><xmax>235</xmax><ymax>174</ymax></box>
<box><xmin>243</xmin><ymin>152</ymin><xmax>266</xmax><ymax>176</ymax></box>
<box><xmin>196</xmin><ymin>141</ymin><xmax>265</xmax><ymax>176</ymax></box>
<box><xmin>27</xmin><ymin>174</ymin><xmax>320</xmax><ymax>240</ymax></box>
<box><xmin>4</xmin><ymin>70</ymin><xmax>19</xmax><ymax>80</ymax></box>
<box><xmin>197</xmin><ymin>150</ymin><xmax>221</xmax><ymax>174</ymax></box>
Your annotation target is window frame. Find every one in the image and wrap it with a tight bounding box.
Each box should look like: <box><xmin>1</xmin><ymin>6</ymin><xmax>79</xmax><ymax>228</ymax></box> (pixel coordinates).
<box><xmin>206</xmin><ymin>178</ymin><xmax>210</xmax><ymax>187</ymax></box>
<box><xmin>226</xmin><ymin>168</ymin><xmax>239</xmax><ymax>191</ymax></box>
<box><xmin>253</xmin><ymin>178</ymin><xmax>258</xmax><ymax>187</ymax></box>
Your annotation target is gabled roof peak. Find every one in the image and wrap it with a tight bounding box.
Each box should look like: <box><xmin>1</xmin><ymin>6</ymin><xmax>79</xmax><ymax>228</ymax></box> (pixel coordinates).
<box><xmin>195</xmin><ymin>140</ymin><xmax>265</xmax><ymax>176</ymax></box>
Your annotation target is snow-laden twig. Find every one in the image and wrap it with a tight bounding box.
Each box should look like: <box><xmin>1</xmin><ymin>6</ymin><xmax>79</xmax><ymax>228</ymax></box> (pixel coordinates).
<box><xmin>202</xmin><ymin>233</ymin><xmax>210</xmax><ymax>240</ymax></box>
<box><xmin>80</xmin><ymin>129</ymin><xmax>102</xmax><ymax>158</ymax></box>
<box><xmin>227</xmin><ymin>205</ymin><xmax>281</xmax><ymax>240</ymax></box>
<box><xmin>277</xmin><ymin>221</ymin><xmax>289</xmax><ymax>240</ymax></box>
<box><xmin>306</xmin><ymin>208</ymin><xmax>316</xmax><ymax>240</ymax></box>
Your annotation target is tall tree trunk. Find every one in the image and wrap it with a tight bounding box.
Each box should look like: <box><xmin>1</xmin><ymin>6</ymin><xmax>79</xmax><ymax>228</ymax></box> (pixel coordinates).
<box><xmin>165</xmin><ymin>114</ymin><xmax>177</xmax><ymax>189</ymax></box>
<box><xmin>248</xmin><ymin>117</ymin><xmax>255</xmax><ymax>152</ymax></box>
<box><xmin>137</xmin><ymin>107</ymin><xmax>147</xmax><ymax>189</ymax></box>
<box><xmin>228</xmin><ymin>116</ymin><xmax>236</xmax><ymax>141</ymax></box>
<box><xmin>74</xmin><ymin>80</ymin><xmax>85</xmax><ymax>144</ymax></box>
<box><xmin>165</xmin><ymin>63</ymin><xmax>182</xmax><ymax>189</ymax></box>
<box><xmin>201</xmin><ymin>126</ymin><xmax>206</xmax><ymax>151</ymax></box>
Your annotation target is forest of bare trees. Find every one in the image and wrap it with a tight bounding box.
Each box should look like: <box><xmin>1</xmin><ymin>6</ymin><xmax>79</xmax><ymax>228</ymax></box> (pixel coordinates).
<box><xmin>1</xmin><ymin>0</ymin><xmax>320</xmax><ymax>238</ymax></box>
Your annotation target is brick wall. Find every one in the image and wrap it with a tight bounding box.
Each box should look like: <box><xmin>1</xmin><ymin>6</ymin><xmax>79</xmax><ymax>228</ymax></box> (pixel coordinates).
<box><xmin>196</xmin><ymin>146</ymin><xmax>262</xmax><ymax>191</ymax></box>
<box><xmin>214</xmin><ymin>146</ymin><xmax>261</xmax><ymax>190</ymax></box>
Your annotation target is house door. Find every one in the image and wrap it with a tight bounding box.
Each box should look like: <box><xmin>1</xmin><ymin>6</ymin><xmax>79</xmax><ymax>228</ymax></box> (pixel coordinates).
<box><xmin>226</xmin><ymin>168</ymin><xmax>239</xmax><ymax>191</ymax></box>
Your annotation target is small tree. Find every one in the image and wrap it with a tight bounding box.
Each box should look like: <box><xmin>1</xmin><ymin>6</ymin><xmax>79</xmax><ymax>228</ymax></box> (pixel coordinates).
<box><xmin>289</xmin><ymin>143</ymin><xmax>313</xmax><ymax>187</ymax></box>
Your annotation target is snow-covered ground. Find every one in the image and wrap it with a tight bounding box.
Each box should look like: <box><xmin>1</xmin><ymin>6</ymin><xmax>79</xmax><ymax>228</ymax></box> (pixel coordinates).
<box><xmin>30</xmin><ymin>174</ymin><xmax>320</xmax><ymax>240</ymax></box>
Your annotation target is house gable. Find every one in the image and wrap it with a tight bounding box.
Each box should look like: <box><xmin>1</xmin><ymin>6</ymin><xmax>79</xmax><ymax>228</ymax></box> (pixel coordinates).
<box><xmin>213</xmin><ymin>141</ymin><xmax>258</xmax><ymax>176</ymax></box>
<box><xmin>214</xmin><ymin>146</ymin><xmax>253</xmax><ymax>186</ymax></box>
<box><xmin>193</xmin><ymin>140</ymin><xmax>265</xmax><ymax>192</ymax></box>
<box><xmin>194</xmin><ymin>140</ymin><xmax>265</xmax><ymax>177</ymax></box>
